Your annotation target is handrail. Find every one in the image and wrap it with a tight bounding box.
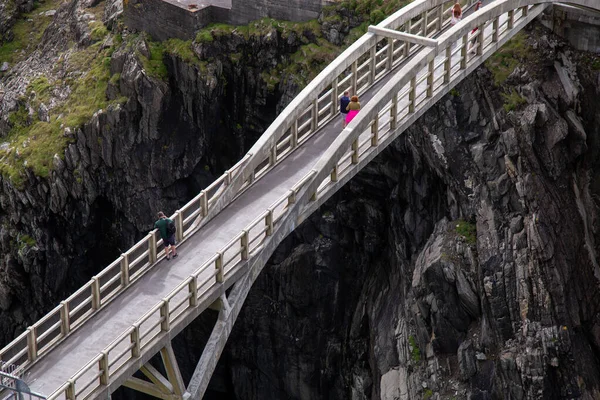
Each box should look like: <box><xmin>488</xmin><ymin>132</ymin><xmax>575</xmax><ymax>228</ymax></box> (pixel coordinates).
<box><xmin>2</xmin><ymin>0</ymin><xmax>460</xmax><ymax>375</ymax></box>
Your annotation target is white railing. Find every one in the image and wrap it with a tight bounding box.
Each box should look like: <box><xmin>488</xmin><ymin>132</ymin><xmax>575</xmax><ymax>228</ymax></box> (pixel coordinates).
<box><xmin>0</xmin><ymin>152</ymin><xmax>251</xmax><ymax>376</ymax></box>
<box><xmin>40</xmin><ymin>0</ymin><xmax>558</xmax><ymax>398</ymax></box>
<box><xmin>0</xmin><ymin>0</ymin><xmax>475</xmax><ymax>380</ymax></box>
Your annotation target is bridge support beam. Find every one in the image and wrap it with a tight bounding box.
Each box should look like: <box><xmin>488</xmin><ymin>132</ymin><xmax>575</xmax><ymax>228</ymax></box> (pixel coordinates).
<box><xmin>123</xmin><ymin>343</ymin><xmax>190</xmax><ymax>400</ymax></box>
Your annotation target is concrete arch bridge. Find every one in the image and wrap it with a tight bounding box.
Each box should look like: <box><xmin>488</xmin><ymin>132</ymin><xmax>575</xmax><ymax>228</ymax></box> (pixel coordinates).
<box><xmin>1</xmin><ymin>0</ymin><xmax>598</xmax><ymax>398</ymax></box>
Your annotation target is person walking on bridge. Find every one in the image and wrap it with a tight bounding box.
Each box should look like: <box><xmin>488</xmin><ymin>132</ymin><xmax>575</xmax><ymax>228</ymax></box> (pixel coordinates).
<box><xmin>450</xmin><ymin>2</ymin><xmax>462</xmax><ymax>25</ymax></box>
<box><xmin>345</xmin><ymin>95</ymin><xmax>361</xmax><ymax>125</ymax></box>
<box><xmin>340</xmin><ymin>91</ymin><xmax>350</xmax><ymax>127</ymax></box>
<box><xmin>155</xmin><ymin>211</ymin><xmax>178</xmax><ymax>260</ymax></box>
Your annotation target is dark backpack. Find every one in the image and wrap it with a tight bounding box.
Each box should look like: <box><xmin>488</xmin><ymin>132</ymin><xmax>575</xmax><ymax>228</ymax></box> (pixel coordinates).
<box><xmin>166</xmin><ymin>219</ymin><xmax>176</xmax><ymax>237</ymax></box>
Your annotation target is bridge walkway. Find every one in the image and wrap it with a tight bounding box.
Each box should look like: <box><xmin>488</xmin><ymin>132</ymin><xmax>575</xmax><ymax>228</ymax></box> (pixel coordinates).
<box><xmin>23</xmin><ymin>26</ymin><xmax>431</xmax><ymax>398</ymax></box>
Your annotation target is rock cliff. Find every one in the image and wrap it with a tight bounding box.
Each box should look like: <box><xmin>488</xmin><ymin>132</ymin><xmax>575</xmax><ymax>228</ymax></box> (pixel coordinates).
<box><xmin>173</xmin><ymin>26</ymin><xmax>600</xmax><ymax>400</ymax></box>
<box><xmin>1</xmin><ymin>0</ymin><xmax>600</xmax><ymax>398</ymax></box>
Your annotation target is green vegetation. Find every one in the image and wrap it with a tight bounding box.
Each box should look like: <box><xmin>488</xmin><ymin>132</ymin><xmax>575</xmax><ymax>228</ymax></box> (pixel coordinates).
<box><xmin>591</xmin><ymin>58</ymin><xmax>600</xmax><ymax>71</ymax></box>
<box><xmin>18</xmin><ymin>234</ymin><xmax>36</xmax><ymax>249</ymax></box>
<box><xmin>1</xmin><ymin>33</ymin><xmax>123</xmax><ymax>187</ymax></box>
<box><xmin>502</xmin><ymin>88</ymin><xmax>527</xmax><ymax>112</ymax></box>
<box><xmin>408</xmin><ymin>335</ymin><xmax>421</xmax><ymax>362</ymax></box>
<box><xmin>484</xmin><ymin>32</ymin><xmax>530</xmax><ymax>86</ymax></box>
<box><xmin>140</xmin><ymin>40</ymin><xmax>168</xmax><ymax>80</ymax></box>
<box><xmin>455</xmin><ymin>220</ymin><xmax>477</xmax><ymax>245</ymax></box>
<box><xmin>423</xmin><ymin>389</ymin><xmax>434</xmax><ymax>400</ymax></box>
<box><xmin>89</xmin><ymin>20</ymin><xmax>109</xmax><ymax>42</ymax></box>
<box><xmin>449</xmin><ymin>88</ymin><xmax>460</xmax><ymax>97</ymax></box>
<box><xmin>0</xmin><ymin>0</ymin><xmax>61</xmax><ymax>66</ymax></box>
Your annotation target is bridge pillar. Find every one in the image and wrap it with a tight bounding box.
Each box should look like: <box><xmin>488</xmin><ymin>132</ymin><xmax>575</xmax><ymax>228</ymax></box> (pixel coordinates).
<box><xmin>123</xmin><ymin>342</ymin><xmax>190</xmax><ymax>400</ymax></box>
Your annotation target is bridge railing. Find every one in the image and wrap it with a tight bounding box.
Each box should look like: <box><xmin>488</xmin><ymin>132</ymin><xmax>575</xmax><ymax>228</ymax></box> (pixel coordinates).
<box><xmin>1</xmin><ymin>0</ymin><xmax>474</xmax><ymax>377</ymax></box>
<box><xmin>0</xmin><ymin>155</ymin><xmax>252</xmax><ymax>375</ymax></box>
<box><xmin>223</xmin><ymin>0</ymin><xmax>478</xmax><ymax>207</ymax></box>
<box><xmin>295</xmin><ymin>0</ymin><xmax>549</xmax><ymax>229</ymax></box>
<box><xmin>45</xmin><ymin>170</ymin><xmax>319</xmax><ymax>400</ymax></box>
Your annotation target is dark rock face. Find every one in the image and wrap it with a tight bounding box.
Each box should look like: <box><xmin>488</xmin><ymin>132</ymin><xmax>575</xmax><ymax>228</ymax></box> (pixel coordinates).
<box><xmin>191</xmin><ymin>28</ymin><xmax>600</xmax><ymax>400</ymax></box>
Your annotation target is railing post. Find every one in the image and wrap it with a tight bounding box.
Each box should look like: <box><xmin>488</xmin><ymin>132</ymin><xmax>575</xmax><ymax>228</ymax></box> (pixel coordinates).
<box><xmin>287</xmin><ymin>190</ymin><xmax>296</xmax><ymax>206</ymax></box>
<box><xmin>331</xmin><ymin>77</ymin><xmax>338</xmax><ymax>118</ymax></box>
<box><xmin>311</xmin><ymin>98</ymin><xmax>318</xmax><ymax>132</ymax></box>
<box><xmin>408</xmin><ymin>76</ymin><xmax>416</xmax><ymax>113</ymax></box>
<box><xmin>200</xmin><ymin>190</ymin><xmax>208</xmax><ymax>217</ymax></box>
<box><xmin>175</xmin><ymin>211</ymin><xmax>183</xmax><ymax>242</ymax></box>
<box><xmin>265</xmin><ymin>210</ymin><xmax>274</xmax><ymax>236</ymax></box>
<box><xmin>120</xmin><ymin>253</ymin><xmax>130</xmax><ymax>287</ymax></box>
<box><xmin>521</xmin><ymin>5</ymin><xmax>528</xmax><ymax>17</ymax></box>
<box><xmin>386</xmin><ymin>38</ymin><xmax>394</xmax><ymax>70</ymax></box>
<box><xmin>66</xmin><ymin>380</ymin><xmax>76</xmax><ymax>400</ymax></box>
<box><xmin>60</xmin><ymin>301</ymin><xmax>70</xmax><ymax>336</ymax></box>
<box><xmin>131</xmin><ymin>325</ymin><xmax>140</xmax><ymax>357</ymax></box>
<box><xmin>369</xmin><ymin>45</ymin><xmax>376</xmax><ymax>84</ymax></box>
<box><xmin>291</xmin><ymin>120</ymin><xmax>298</xmax><ymax>148</ymax></box>
<box><xmin>148</xmin><ymin>232</ymin><xmax>157</xmax><ymax>264</ymax></box>
<box><xmin>477</xmin><ymin>24</ymin><xmax>484</xmax><ymax>56</ymax></box>
<box><xmin>493</xmin><ymin>17</ymin><xmax>499</xmax><ymax>42</ymax></box>
<box><xmin>460</xmin><ymin>34</ymin><xmax>468</xmax><ymax>70</ymax></box>
<box><xmin>390</xmin><ymin>93</ymin><xmax>398</xmax><ymax>129</ymax></box>
<box><xmin>444</xmin><ymin>46</ymin><xmax>451</xmax><ymax>83</ymax></box>
<box><xmin>331</xmin><ymin>165</ymin><xmax>338</xmax><ymax>182</ymax></box>
<box><xmin>426</xmin><ymin>59</ymin><xmax>434</xmax><ymax>98</ymax></box>
<box><xmin>437</xmin><ymin>5</ymin><xmax>443</xmax><ymax>31</ymax></box>
<box><xmin>241</xmin><ymin>230</ymin><xmax>249</xmax><ymax>260</ymax></box>
<box><xmin>371</xmin><ymin>116</ymin><xmax>379</xmax><ymax>146</ymax></box>
<box><xmin>269</xmin><ymin>146</ymin><xmax>276</xmax><ymax>166</ymax></box>
<box><xmin>27</xmin><ymin>327</ymin><xmax>37</xmax><ymax>362</ymax></box>
<box><xmin>215</xmin><ymin>253</ymin><xmax>224</xmax><ymax>283</ymax></box>
<box><xmin>160</xmin><ymin>299</ymin><xmax>170</xmax><ymax>331</ymax></box>
<box><xmin>189</xmin><ymin>277</ymin><xmax>198</xmax><ymax>307</ymax></box>
<box><xmin>351</xmin><ymin>61</ymin><xmax>358</xmax><ymax>95</ymax></box>
<box><xmin>223</xmin><ymin>170</ymin><xmax>231</xmax><ymax>186</ymax></box>
<box><xmin>508</xmin><ymin>9</ymin><xmax>514</xmax><ymax>29</ymax></box>
<box><xmin>422</xmin><ymin>11</ymin><xmax>428</xmax><ymax>36</ymax></box>
<box><xmin>352</xmin><ymin>138</ymin><xmax>359</xmax><ymax>164</ymax></box>
<box><xmin>91</xmin><ymin>277</ymin><xmax>101</xmax><ymax>310</ymax></box>
<box><xmin>99</xmin><ymin>352</ymin><xmax>109</xmax><ymax>385</ymax></box>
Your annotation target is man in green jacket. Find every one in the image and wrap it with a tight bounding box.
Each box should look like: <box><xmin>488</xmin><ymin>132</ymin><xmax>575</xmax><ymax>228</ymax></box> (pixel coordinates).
<box><xmin>155</xmin><ymin>211</ymin><xmax>178</xmax><ymax>260</ymax></box>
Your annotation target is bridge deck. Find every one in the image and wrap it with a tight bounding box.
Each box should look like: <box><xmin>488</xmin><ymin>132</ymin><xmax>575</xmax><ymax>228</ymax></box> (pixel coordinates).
<box><xmin>20</xmin><ymin>0</ymin><xmax>510</xmax><ymax>395</ymax></box>
<box><xmin>24</xmin><ymin>49</ymin><xmax>410</xmax><ymax>397</ymax></box>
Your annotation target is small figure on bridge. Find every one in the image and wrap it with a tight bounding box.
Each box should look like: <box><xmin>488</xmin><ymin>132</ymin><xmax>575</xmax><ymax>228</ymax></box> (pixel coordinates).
<box><xmin>345</xmin><ymin>95</ymin><xmax>361</xmax><ymax>125</ymax></box>
<box><xmin>340</xmin><ymin>91</ymin><xmax>350</xmax><ymax>127</ymax></box>
<box><xmin>155</xmin><ymin>211</ymin><xmax>179</xmax><ymax>260</ymax></box>
<box><xmin>468</xmin><ymin>1</ymin><xmax>484</xmax><ymax>54</ymax></box>
<box><xmin>450</xmin><ymin>2</ymin><xmax>462</xmax><ymax>25</ymax></box>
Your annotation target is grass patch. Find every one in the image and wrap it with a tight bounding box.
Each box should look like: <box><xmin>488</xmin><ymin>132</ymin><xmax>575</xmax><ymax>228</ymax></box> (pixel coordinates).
<box><xmin>18</xmin><ymin>234</ymin><xmax>36</xmax><ymax>249</ymax></box>
<box><xmin>455</xmin><ymin>220</ymin><xmax>477</xmax><ymax>245</ymax></box>
<box><xmin>408</xmin><ymin>335</ymin><xmax>421</xmax><ymax>362</ymax></box>
<box><xmin>484</xmin><ymin>32</ymin><xmax>529</xmax><ymax>86</ymax></box>
<box><xmin>0</xmin><ymin>0</ymin><xmax>62</xmax><ymax>65</ymax></box>
<box><xmin>89</xmin><ymin>20</ymin><xmax>109</xmax><ymax>42</ymax></box>
<box><xmin>502</xmin><ymin>89</ymin><xmax>527</xmax><ymax>112</ymax></box>
<box><xmin>164</xmin><ymin>38</ymin><xmax>207</xmax><ymax>71</ymax></box>
<box><xmin>423</xmin><ymin>389</ymin><xmax>433</xmax><ymax>400</ymax></box>
<box><xmin>1</xmin><ymin>40</ymin><xmax>121</xmax><ymax>187</ymax></box>
<box><xmin>139</xmin><ymin>40</ymin><xmax>168</xmax><ymax>80</ymax></box>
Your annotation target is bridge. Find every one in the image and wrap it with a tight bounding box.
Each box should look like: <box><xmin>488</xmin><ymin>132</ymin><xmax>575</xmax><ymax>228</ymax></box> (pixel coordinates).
<box><xmin>1</xmin><ymin>0</ymin><xmax>597</xmax><ymax>399</ymax></box>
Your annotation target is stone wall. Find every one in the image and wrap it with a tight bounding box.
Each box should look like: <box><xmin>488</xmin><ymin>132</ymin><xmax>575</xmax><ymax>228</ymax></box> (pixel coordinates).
<box><xmin>124</xmin><ymin>0</ymin><xmax>335</xmax><ymax>41</ymax></box>
<box><xmin>540</xmin><ymin>4</ymin><xmax>600</xmax><ymax>54</ymax></box>
<box><xmin>123</xmin><ymin>0</ymin><xmax>229</xmax><ymax>41</ymax></box>
<box><xmin>228</xmin><ymin>0</ymin><xmax>331</xmax><ymax>25</ymax></box>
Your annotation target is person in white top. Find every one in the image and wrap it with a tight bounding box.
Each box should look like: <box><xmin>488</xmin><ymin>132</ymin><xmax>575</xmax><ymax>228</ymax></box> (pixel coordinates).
<box><xmin>450</xmin><ymin>2</ymin><xmax>463</xmax><ymax>25</ymax></box>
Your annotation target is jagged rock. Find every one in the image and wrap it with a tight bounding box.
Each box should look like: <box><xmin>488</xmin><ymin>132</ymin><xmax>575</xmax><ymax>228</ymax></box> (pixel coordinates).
<box><xmin>0</xmin><ymin>62</ymin><xmax>8</xmax><ymax>72</ymax></box>
<box><xmin>458</xmin><ymin>340</ymin><xmax>477</xmax><ymax>381</ymax></box>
